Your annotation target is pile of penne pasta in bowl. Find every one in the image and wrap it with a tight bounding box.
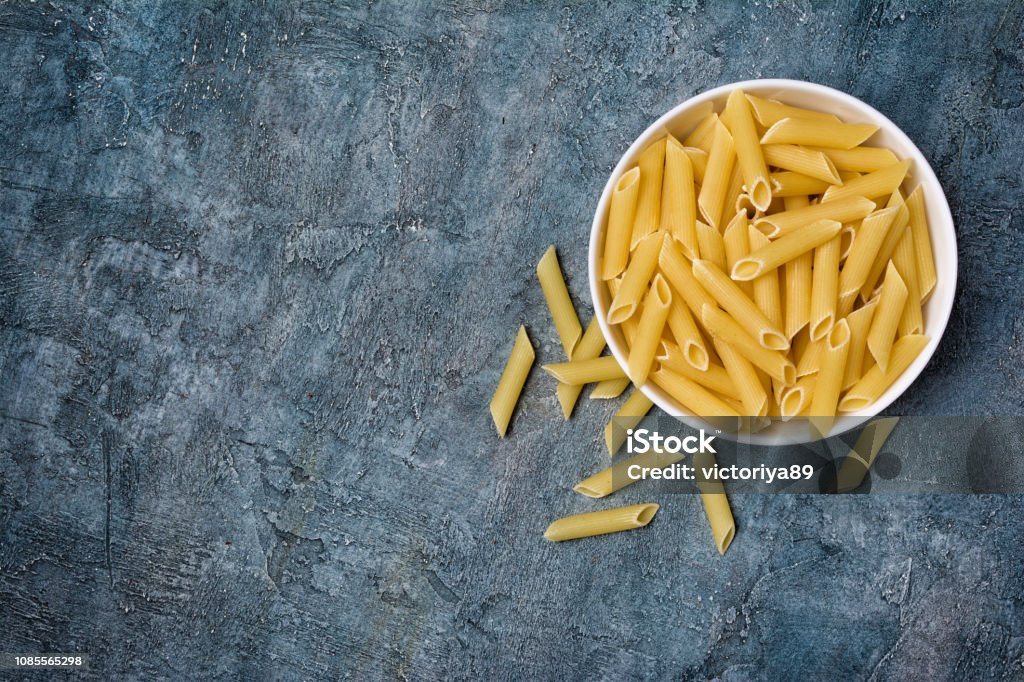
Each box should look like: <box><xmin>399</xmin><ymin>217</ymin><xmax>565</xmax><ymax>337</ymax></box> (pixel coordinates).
<box><xmin>589</xmin><ymin>79</ymin><xmax>956</xmax><ymax>446</ymax></box>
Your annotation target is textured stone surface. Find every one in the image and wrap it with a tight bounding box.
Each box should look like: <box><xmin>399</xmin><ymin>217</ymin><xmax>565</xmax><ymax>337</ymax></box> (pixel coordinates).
<box><xmin>1</xmin><ymin>1</ymin><xmax>1023</xmax><ymax>679</ymax></box>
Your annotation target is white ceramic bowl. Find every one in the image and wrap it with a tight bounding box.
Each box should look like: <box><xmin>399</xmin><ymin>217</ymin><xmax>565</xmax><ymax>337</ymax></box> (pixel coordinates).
<box><xmin>588</xmin><ymin>79</ymin><xmax>957</xmax><ymax>446</ymax></box>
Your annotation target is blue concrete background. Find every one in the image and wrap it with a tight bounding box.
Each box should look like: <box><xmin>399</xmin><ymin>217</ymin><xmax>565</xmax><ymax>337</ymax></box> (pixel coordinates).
<box><xmin>1</xmin><ymin>1</ymin><xmax>1022</xmax><ymax>679</ymax></box>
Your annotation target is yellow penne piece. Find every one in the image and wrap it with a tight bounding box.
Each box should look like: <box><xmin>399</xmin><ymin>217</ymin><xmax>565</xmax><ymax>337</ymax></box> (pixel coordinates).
<box><xmin>723</xmin><ymin>212</ymin><xmax>753</xmax><ymax>297</ymax></box>
<box><xmin>866</xmin><ymin>262</ymin><xmax>909</xmax><ymax>374</ymax></box>
<box><xmin>839</xmin><ymin>223</ymin><xmax>856</xmax><ymax>262</ymax></box>
<box><xmin>685</xmin><ymin>146</ymin><xmax>709</xmax><ymax>184</ymax></box>
<box><xmin>543</xmin><ymin>503</ymin><xmax>659</xmax><ymax>542</ymax></box>
<box><xmin>537</xmin><ymin>245</ymin><xmax>582</xmax><ymax>357</ymax></box>
<box><xmin>769</xmin><ymin>171</ymin><xmax>831</xmax><ymax>198</ymax></box>
<box><xmin>762</xmin><ymin>144</ymin><xmax>841</xmax><ymax>184</ymax></box>
<box><xmin>490</xmin><ymin>326</ymin><xmax>535</xmax><ymax>437</ymax></box>
<box><xmin>841</xmin><ymin>300</ymin><xmax>877</xmax><ymax>391</ymax></box>
<box><xmin>607</xmin><ymin>232</ymin><xmax>663</xmax><ymax>324</ymax></box>
<box><xmin>657</xmin><ymin>238</ymin><xmax>718</xmax><ymax>318</ymax></box>
<box><xmin>822</xmin><ymin>159</ymin><xmax>911</xmax><ymax>203</ymax></box>
<box><xmin>784</xmin><ymin>250</ymin><xmax>813</xmax><ymax>339</ymax></box>
<box><xmin>692</xmin><ymin>451</ymin><xmax>736</xmax><ymax>555</ymax></box>
<box><xmin>809</xmin><ymin>319</ymin><xmax>851</xmax><ymax>436</ymax></box>
<box><xmin>630</xmin><ymin>138</ymin><xmax>666</xmax><ymax>248</ymax></box>
<box><xmin>724</xmin><ymin>89</ymin><xmax>772</xmax><ymax>211</ymax></box>
<box><xmin>651</xmin><ymin>367</ymin><xmax>742</xmax><ymax>417</ymax></box>
<box><xmin>732</xmin><ymin>219</ymin><xmax>843</xmax><ymax>280</ymax></box>
<box><xmin>837</xmin><ymin>207</ymin><xmax>898</xmax><ymax>303</ymax></box>
<box><xmin>859</xmin><ymin>199</ymin><xmax>909</xmax><ymax>302</ymax></box>
<box><xmin>714</xmin><ymin>339</ymin><xmax>768</xmax><ymax>417</ymax></box>
<box><xmin>662</xmin><ymin>135</ymin><xmax>698</xmax><ymax>259</ymax></box>
<box><xmin>543</xmin><ymin>355</ymin><xmax>625</xmax><ymax>385</ymax></box>
<box><xmin>809</xmin><ymin>234</ymin><xmax>842</xmax><ymax>341</ymax></box>
<box><xmin>700</xmin><ymin>305</ymin><xmax>795</xmax><ymax>384</ymax></box>
<box><xmin>745</xmin><ymin>93</ymin><xmax>841</xmax><ymax>127</ymax></box>
<box><xmin>723</xmin><ymin>164</ymin><xmax>750</xmax><ymax>220</ymax></box>
<box><xmin>697</xmin><ymin>117</ymin><xmax>736</xmax><ymax>229</ymax></box>
<box><xmin>892</xmin><ymin>228</ymin><xmax>923</xmax><ymax>335</ymax></box>
<box><xmin>666</xmin><ymin>297</ymin><xmax>709</xmax><ymax>371</ymax></box>
<box><xmin>760</xmin><ymin>116</ymin><xmax>878</xmax><ymax>149</ymax></box>
<box><xmin>779</xmin><ymin>374</ymin><xmax>816</xmax><ymax>420</ymax></box>
<box><xmin>590</xmin><ymin>377</ymin><xmax>630</xmax><ymax>400</ymax></box>
<box><xmin>753</xmin><ymin>195</ymin><xmax>875</xmax><ymax>238</ymax></box>
<box><xmin>602</xmin><ymin>167</ymin><xmax>641</xmax><ymax>280</ymax></box>
<box><xmin>604</xmin><ymin>388</ymin><xmax>654</xmax><ymax>455</ymax></box>
<box><xmin>811</xmin><ymin>146</ymin><xmax>900</xmax><ymax>173</ymax></box>
<box><xmin>684</xmin><ymin>113</ymin><xmax>718</xmax><ymax>152</ymax></box>
<box><xmin>574</xmin><ymin>450</ymin><xmax>685</xmax><ymax>499</ymax></box>
<box><xmin>835</xmin><ymin>417</ymin><xmax>900</xmax><ymax>492</ymax></box>
<box><xmin>905</xmin><ymin>186</ymin><xmax>937</xmax><ymax>300</ymax></box>
<box><xmin>693</xmin><ymin>260</ymin><xmax>789</xmax><ymax>351</ymax></box>
<box><xmin>783</xmin><ymin>194</ymin><xmax>810</xmax><ymax>210</ymax></box>
<box><xmin>658</xmin><ymin>345</ymin><xmax>741</xmax><ymax>399</ymax></box>
<box><xmin>555</xmin><ymin>318</ymin><xmax>606</xmax><ymax>419</ymax></box>
<box><xmin>748</xmin><ymin>227</ymin><xmax>784</xmax><ymax>331</ymax></box>
<box><xmin>695</xmin><ymin>219</ymin><xmax>728</xmax><ymax>272</ymax></box>
<box><xmin>628</xmin><ymin>275</ymin><xmax>672</xmax><ymax>385</ymax></box>
<box><xmin>839</xmin><ymin>335</ymin><xmax>929</xmax><ymax>412</ymax></box>
<box><xmin>795</xmin><ymin>334</ymin><xmax>826</xmax><ymax>377</ymax></box>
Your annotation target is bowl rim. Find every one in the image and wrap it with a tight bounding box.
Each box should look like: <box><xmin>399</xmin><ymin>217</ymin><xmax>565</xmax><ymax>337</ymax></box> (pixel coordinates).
<box><xmin>587</xmin><ymin>78</ymin><xmax>958</xmax><ymax>446</ymax></box>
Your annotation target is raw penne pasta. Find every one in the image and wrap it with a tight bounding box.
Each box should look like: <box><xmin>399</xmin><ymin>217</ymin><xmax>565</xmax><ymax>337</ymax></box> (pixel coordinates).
<box><xmin>543</xmin><ymin>355</ymin><xmax>625</xmax><ymax>385</ymax></box>
<box><xmin>732</xmin><ymin>219</ymin><xmax>843</xmax><ymax>280</ymax></box>
<box><xmin>555</xmin><ymin>317</ymin><xmax>606</xmax><ymax>419</ymax></box>
<box><xmin>685</xmin><ymin>146</ymin><xmax>709</xmax><ymax>184</ymax></box>
<box><xmin>657</xmin><ymin>238</ymin><xmax>718</xmax><ymax>318</ymax></box>
<box><xmin>769</xmin><ymin>171</ymin><xmax>831</xmax><ymax>198</ymax></box>
<box><xmin>608</xmin><ymin>232</ymin><xmax>663</xmax><ymax>324</ymax></box>
<box><xmin>630</xmin><ymin>138</ymin><xmax>666</xmax><ymax>248</ymax></box>
<box><xmin>812</xmin><ymin>146</ymin><xmax>900</xmax><ymax>173</ymax></box>
<box><xmin>795</xmin><ymin>334</ymin><xmax>826</xmax><ymax>377</ymax></box>
<box><xmin>892</xmin><ymin>228</ymin><xmax>923</xmax><ymax>335</ymax></box>
<box><xmin>809</xmin><ymin>234</ymin><xmax>842</xmax><ymax>341</ymax></box>
<box><xmin>859</xmin><ymin>206</ymin><xmax>909</xmax><ymax>302</ymax></box>
<box><xmin>693</xmin><ymin>260</ymin><xmax>789</xmax><ymax>351</ymax></box>
<box><xmin>715</xmin><ymin>339</ymin><xmax>768</xmax><ymax>417</ymax></box>
<box><xmin>724</xmin><ymin>89</ymin><xmax>772</xmax><ymax>211</ymax></box>
<box><xmin>784</xmin><ymin>250</ymin><xmax>812</xmax><ymax>339</ymax></box>
<box><xmin>745</xmin><ymin>93</ymin><xmax>841</xmax><ymax>127</ymax></box>
<box><xmin>651</xmin><ymin>367</ymin><xmax>742</xmax><ymax>417</ymax></box>
<box><xmin>723</xmin><ymin>164</ymin><xmax>752</xmax><ymax>220</ymax></box>
<box><xmin>779</xmin><ymin>375</ymin><xmax>816</xmax><ymax>419</ymax></box>
<box><xmin>574</xmin><ymin>450</ymin><xmax>685</xmax><ymax>499</ymax></box>
<box><xmin>604</xmin><ymin>388</ymin><xmax>654</xmax><ymax>455</ymax></box>
<box><xmin>760</xmin><ymin>116</ymin><xmax>878</xmax><ymax>149</ymax></box>
<box><xmin>700</xmin><ymin>305</ymin><xmax>795</xmax><ymax>384</ymax></box>
<box><xmin>692</xmin><ymin>451</ymin><xmax>735</xmax><ymax>555</ymax></box>
<box><xmin>753</xmin><ymin>195</ymin><xmax>875</xmax><ymax>238</ymax></box>
<box><xmin>866</xmin><ymin>262</ymin><xmax>909</xmax><ymax>373</ymax></box>
<box><xmin>842</xmin><ymin>300</ymin><xmax>877</xmax><ymax>390</ymax></box>
<box><xmin>723</xmin><ymin>212</ymin><xmax>753</xmax><ymax>297</ymax></box>
<box><xmin>543</xmin><ymin>503</ymin><xmax>659</xmax><ymax>542</ymax></box>
<box><xmin>684</xmin><ymin>113</ymin><xmax>718</xmax><ymax>152</ymax></box>
<box><xmin>839</xmin><ymin>335</ymin><xmax>929</xmax><ymax>412</ymax></box>
<box><xmin>662</xmin><ymin>135</ymin><xmax>699</xmax><ymax>258</ymax></box>
<box><xmin>809</xmin><ymin>319</ymin><xmax>851</xmax><ymax>436</ymax></box>
<box><xmin>695</xmin><ymin>220</ymin><xmax>728</xmax><ymax>272</ymax></box>
<box><xmin>839</xmin><ymin>223</ymin><xmax>856</xmax><ymax>262</ymax></box>
<box><xmin>835</xmin><ymin>417</ymin><xmax>900</xmax><ymax>492</ymax></box>
<box><xmin>602</xmin><ymin>167</ymin><xmax>641</xmax><ymax>280</ymax></box>
<box><xmin>762</xmin><ymin>144</ymin><xmax>841</xmax><ymax>184</ymax></box>
<box><xmin>658</xmin><ymin>345</ymin><xmax>741</xmax><ymax>399</ymax></box>
<box><xmin>490</xmin><ymin>326</ymin><xmax>535</xmax><ymax>437</ymax></box>
<box><xmin>748</xmin><ymin>228</ymin><xmax>784</xmax><ymax>331</ymax></box>
<box><xmin>837</xmin><ymin>207</ymin><xmax>898</xmax><ymax>303</ymax></box>
<box><xmin>905</xmin><ymin>186</ymin><xmax>937</xmax><ymax>300</ymax></box>
<box><xmin>783</xmin><ymin>194</ymin><xmax>810</xmax><ymax>210</ymax></box>
<box><xmin>822</xmin><ymin>159</ymin><xmax>911</xmax><ymax>203</ymax></box>
<box><xmin>590</xmin><ymin>377</ymin><xmax>630</xmax><ymax>399</ymax></box>
<box><xmin>697</xmin><ymin>117</ymin><xmax>736</xmax><ymax>228</ymax></box>
<box><xmin>628</xmin><ymin>275</ymin><xmax>672</xmax><ymax>385</ymax></box>
<box><xmin>606</xmin><ymin>277</ymin><xmax>640</xmax><ymax>345</ymax></box>
<box><xmin>537</xmin><ymin>245</ymin><xmax>582</xmax><ymax>357</ymax></box>
<box><xmin>666</xmin><ymin>298</ymin><xmax>709</xmax><ymax>371</ymax></box>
